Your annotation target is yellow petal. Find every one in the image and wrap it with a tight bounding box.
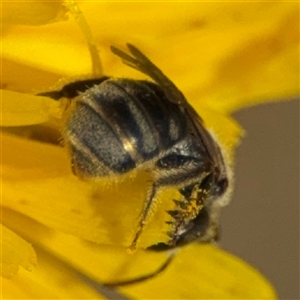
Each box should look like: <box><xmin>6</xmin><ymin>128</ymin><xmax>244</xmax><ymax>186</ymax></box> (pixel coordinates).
<box><xmin>2</xmin><ymin>269</ymin><xmax>59</xmax><ymax>300</ymax></box>
<box><xmin>1</xmin><ymin>90</ymin><xmax>59</xmax><ymax>126</ymax></box>
<box><xmin>0</xmin><ymin>224</ymin><xmax>36</xmax><ymax>279</ymax></box>
<box><xmin>192</xmin><ymin>4</ymin><xmax>299</xmax><ymax>113</ymax></box>
<box><xmin>2</xmin><ymin>2</ymin><xmax>297</xmax><ymax>113</ymax></box>
<box><xmin>2</xmin><ymin>210</ymin><xmax>126</xmax><ymax>299</ymax></box>
<box><xmin>1</xmin><ymin>131</ymin><xmax>159</xmax><ymax>246</ymax></box>
<box><xmin>2</xmin><ymin>57</ymin><xmax>62</xmax><ymax>94</ymax></box>
<box><xmin>122</xmin><ymin>244</ymin><xmax>277</xmax><ymax>299</ymax></box>
<box><xmin>1</xmin><ymin>1</ymin><xmax>67</xmax><ymax>26</ymax></box>
<box><xmin>2</xmin><ymin>209</ymin><xmax>276</xmax><ymax>299</ymax></box>
<box><xmin>2</xmin><ymin>255</ymin><xmax>107</xmax><ymax>300</ymax></box>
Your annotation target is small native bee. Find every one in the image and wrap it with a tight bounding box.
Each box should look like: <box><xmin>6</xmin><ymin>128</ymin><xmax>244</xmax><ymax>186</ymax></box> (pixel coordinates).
<box><xmin>39</xmin><ymin>44</ymin><xmax>229</xmax><ymax>254</ymax></box>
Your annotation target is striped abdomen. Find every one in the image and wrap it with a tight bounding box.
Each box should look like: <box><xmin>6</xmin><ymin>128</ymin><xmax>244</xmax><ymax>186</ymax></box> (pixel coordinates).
<box><xmin>65</xmin><ymin>78</ymin><xmax>188</xmax><ymax>178</ymax></box>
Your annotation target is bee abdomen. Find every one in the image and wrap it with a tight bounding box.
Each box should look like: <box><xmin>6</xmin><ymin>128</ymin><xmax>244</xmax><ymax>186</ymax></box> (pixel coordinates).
<box><xmin>65</xmin><ymin>78</ymin><xmax>187</xmax><ymax>178</ymax></box>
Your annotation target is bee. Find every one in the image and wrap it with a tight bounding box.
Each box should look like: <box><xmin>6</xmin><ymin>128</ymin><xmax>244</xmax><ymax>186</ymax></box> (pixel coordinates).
<box><xmin>39</xmin><ymin>44</ymin><xmax>229</xmax><ymax>255</ymax></box>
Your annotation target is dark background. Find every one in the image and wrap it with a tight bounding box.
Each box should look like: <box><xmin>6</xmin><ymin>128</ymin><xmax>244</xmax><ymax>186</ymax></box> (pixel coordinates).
<box><xmin>221</xmin><ymin>99</ymin><xmax>299</xmax><ymax>299</ymax></box>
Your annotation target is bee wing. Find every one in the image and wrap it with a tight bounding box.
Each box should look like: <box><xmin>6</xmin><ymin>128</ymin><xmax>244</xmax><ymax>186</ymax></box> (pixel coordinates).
<box><xmin>111</xmin><ymin>44</ymin><xmax>188</xmax><ymax>107</ymax></box>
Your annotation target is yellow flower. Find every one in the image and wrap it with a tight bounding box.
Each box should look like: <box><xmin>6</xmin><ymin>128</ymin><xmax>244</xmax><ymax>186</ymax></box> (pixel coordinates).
<box><xmin>1</xmin><ymin>1</ymin><xmax>298</xmax><ymax>299</ymax></box>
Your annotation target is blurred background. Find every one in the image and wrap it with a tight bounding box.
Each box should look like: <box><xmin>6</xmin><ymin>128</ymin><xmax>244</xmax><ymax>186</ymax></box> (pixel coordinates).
<box><xmin>221</xmin><ymin>99</ymin><xmax>299</xmax><ymax>299</ymax></box>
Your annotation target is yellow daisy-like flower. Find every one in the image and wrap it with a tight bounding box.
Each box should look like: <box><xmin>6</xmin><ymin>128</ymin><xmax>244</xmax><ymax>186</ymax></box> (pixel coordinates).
<box><xmin>1</xmin><ymin>1</ymin><xmax>298</xmax><ymax>299</ymax></box>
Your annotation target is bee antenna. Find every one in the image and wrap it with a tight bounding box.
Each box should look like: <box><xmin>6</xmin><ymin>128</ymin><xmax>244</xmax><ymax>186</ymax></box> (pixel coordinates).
<box><xmin>103</xmin><ymin>251</ymin><xmax>176</xmax><ymax>287</ymax></box>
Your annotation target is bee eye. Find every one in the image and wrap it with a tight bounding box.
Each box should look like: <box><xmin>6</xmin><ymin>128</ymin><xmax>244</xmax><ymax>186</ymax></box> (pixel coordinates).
<box><xmin>200</xmin><ymin>174</ymin><xmax>229</xmax><ymax>197</ymax></box>
<box><xmin>214</xmin><ymin>177</ymin><xmax>229</xmax><ymax>195</ymax></box>
<box><xmin>156</xmin><ymin>154</ymin><xmax>194</xmax><ymax>169</ymax></box>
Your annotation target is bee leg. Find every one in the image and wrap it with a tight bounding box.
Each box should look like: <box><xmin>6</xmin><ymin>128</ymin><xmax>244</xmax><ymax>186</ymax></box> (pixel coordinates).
<box><xmin>103</xmin><ymin>251</ymin><xmax>176</xmax><ymax>287</ymax></box>
<box><xmin>129</xmin><ymin>183</ymin><xmax>159</xmax><ymax>251</ymax></box>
